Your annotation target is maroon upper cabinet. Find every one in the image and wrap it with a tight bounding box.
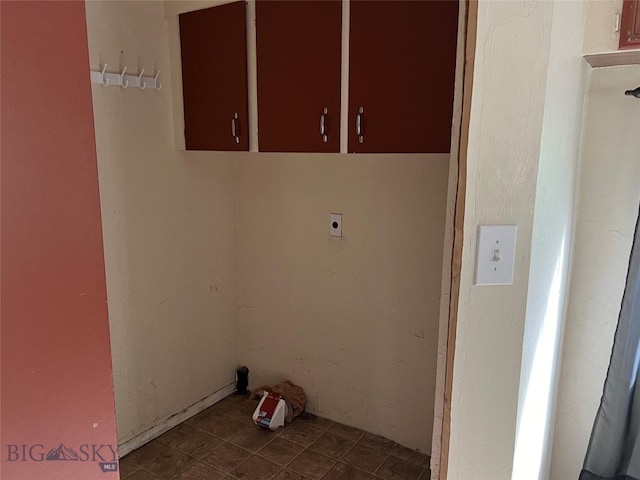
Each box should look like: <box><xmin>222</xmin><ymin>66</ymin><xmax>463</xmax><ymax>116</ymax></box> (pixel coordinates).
<box><xmin>256</xmin><ymin>1</ymin><xmax>342</xmax><ymax>152</ymax></box>
<box><xmin>620</xmin><ymin>0</ymin><xmax>640</xmax><ymax>49</ymax></box>
<box><xmin>348</xmin><ymin>1</ymin><xmax>458</xmax><ymax>153</ymax></box>
<box><xmin>179</xmin><ymin>2</ymin><xmax>249</xmax><ymax>151</ymax></box>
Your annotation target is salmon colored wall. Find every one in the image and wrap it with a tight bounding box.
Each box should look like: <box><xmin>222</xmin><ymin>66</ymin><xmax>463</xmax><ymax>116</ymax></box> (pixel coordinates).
<box><xmin>1</xmin><ymin>1</ymin><xmax>119</xmax><ymax>479</ymax></box>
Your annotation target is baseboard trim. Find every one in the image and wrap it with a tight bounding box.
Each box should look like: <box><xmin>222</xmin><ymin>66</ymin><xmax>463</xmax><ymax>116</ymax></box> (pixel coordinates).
<box><xmin>117</xmin><ymin>382</ymin><xmax>236</xmax><ymax>458</ymax></box>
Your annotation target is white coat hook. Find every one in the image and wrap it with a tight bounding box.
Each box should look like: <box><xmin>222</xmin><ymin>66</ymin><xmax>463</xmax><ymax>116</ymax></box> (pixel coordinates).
<box><xmin>138</xmin><ymin>69</ymin><xmax>146</xmax><ymax>90</ymax></box>
<box><xmin>154</xmin><ymin>70</ymin><xmax>162</xmax><ymax>91</ymax></box>
<box><xmin>100</xmin><ymin>64</ymin><xmax>109</xmax><ymax>86</ymax></box>
<box><xmin>120</xmin><ymin>66</ymin><xmax>128</xmax><ymax>88</ymax></box>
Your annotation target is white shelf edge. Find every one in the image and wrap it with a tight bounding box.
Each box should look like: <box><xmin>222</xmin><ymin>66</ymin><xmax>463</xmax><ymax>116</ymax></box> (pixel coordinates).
<box><xmin>583</xmin><ymin>49</ymin><xmax>640</xmax><ymax>68</ymax></box>
<box><xmin>90</xmin><ymin>70</ymin><xmax>160</xmax><ymax>90</ymax></box>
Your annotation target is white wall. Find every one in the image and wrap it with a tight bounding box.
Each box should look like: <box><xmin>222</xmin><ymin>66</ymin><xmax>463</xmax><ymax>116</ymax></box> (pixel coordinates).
<box><xmin>437</xmin><ymin>2</ymin><xmax>640</xmax><ymax>477</ymax></box>
<box><xmin>236</xmin><ymin>153</ymin><xmax>449</xmax><ymax>452</ymax></box>
<box><xmin>85</xmin><ymin>1</ymin><xmax>239</xmax><ymax>444</ymax></box>
<box><xmin>447</xmin><ymin>1</ymin><xmax>554</xmax><ymax>477</ymax></box>
<box><xmin>513</xmin><ymin>2</ymin><xmax>588</xmax><ymax>479</ymax></box>
<box><xmin>550</xmin><ymin>64</ymin><xmax>640</xmax><ymax>480</ymax></box>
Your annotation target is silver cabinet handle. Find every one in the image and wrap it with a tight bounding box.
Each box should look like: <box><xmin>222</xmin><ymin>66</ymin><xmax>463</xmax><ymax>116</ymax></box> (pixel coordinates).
<box><xmin>320</xmin><ymin>107</ymin><xmax>328</xmax><ymax>143</ymax></box>
<box><xmin>356</xmin><ymin>106</ymin><xmax>364</xmax><ymax>143</ymax></box>
<box><xmin>231</xmin><ymin>112</ymin><xmax>240</xmax><ymax>144</ymax></box>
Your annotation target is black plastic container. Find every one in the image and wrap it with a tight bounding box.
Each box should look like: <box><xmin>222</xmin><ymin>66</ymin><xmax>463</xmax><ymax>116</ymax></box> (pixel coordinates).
<box><xmin>236</xmin><ymin>366</ymin><xmax>249</xmax><ymax>395</ymax></box>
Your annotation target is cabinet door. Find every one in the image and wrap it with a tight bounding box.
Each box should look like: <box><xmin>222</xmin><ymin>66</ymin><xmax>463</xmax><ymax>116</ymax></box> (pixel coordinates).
<box><xmin>620</xmin><ymin>0</ymin><xmax>640</xmax><ymax>49</ymax></box>
<box><xmin>179</xmin><ymin>2</ymin><xmax>249</xmax><ymax>151</ymax></box>
<box><xmin>256</xmin><ymin>1</ymin><xmax>342</xmax><ymax>152</ymax></box>
<box><xmin>348</xmin><ymin>1</ymin><xmax>458</xmax><ymax>153</ymax></box>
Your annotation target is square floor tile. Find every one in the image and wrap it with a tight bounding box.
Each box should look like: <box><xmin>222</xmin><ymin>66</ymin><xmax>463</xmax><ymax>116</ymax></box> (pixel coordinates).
<box><xmin>360</xmin><ymin>432</ymin><xmax>396</xmax><ymax>452</ymax></box>
<box><xmin>173</xmin><ymin>461</ymin><xmax>226</xmax><ymax>480</ymax></box>
<box><xmin>258</xmin><ymin>437</ymin><xmax>305</xmax><ymax>466</ymax></box>
<box><xmin>126</xmin><ymin>440</ymin><xmax>162</xmax><ymax>465</ymax></box>
<box><xmin>157</xmin><ymin>423</ymin><xmax>222</xmax><ymax>459</ymax></box>
<box><xmin>119</xmin><ymin>457</ymin><xmax>140</xmax><ymax>479</ymax></box>
<box><xmin>296</xmin><ymin>413</ymin><xmax>334</xmax><ymax>432</ymax></box>
<box><xmin>186</xmin><ymin>408</ymin><xmax>222</xmax><ymax>431</ymax></box>
<box><xmin>376</xmin><ymin>456</ymin><xmax>425</xmax><ymax>480</ymax></box>
<box><xmin>418</xmin><ymin>468</ymin><xmax>431</xmax><ymax>480</ymax></box>
<box><xmin>202</xmin><ymin>415</ymin><xmax>247</xmax><ymax>440</ymax></box>
<box><xmin>328</xmin><ymin>423</ymin><xmax>365</xmax><ymax>442</ymax></box>
<box><xmin>288</xmin><ymin>450</ymin><xmax>336</xmax><ymax>480</ymax></box>
<box><xmin>206</xmin><ymin>396</ymin><xmax>244</xmax><ymax>416</ymax></box>
<box><xmin>125</xmin><ymin>470</ymin><xmax>160</xmax><ymax>480</ymax></box>
<box><xmin>309</xmin><ymin>432</ymin><xmax>355</xmax><ymax>459</ymax></box>
<box><xmin>280</xmin><ymin>421</ymin><xmax>324</xmax><ymax>447</ymax></box>
<box><xmin>229</xmin><ymin>425</ymin><xmax>275</xmax><ymax>452</ymax></box>
<box><xmin>343</xmin><ymin>443</ymin><xmax>386</xmax><ymax>473</ymax></box>
<box><xmin>390</xmin><ymin>445</ymin><xmax>430</xmax><ymax>467</ymax></box>
<box><xmin>231</xmin><ymin>455</ymin><xmax>281</xmax><ymax>479</ymax></box>
<box><xmin>272</xmin><ymin>470</ymin><xmax>308</xmax><ymax>480</ymax></box>
<box><xmin>273</xmin><ymin>420</ymin><xmax>293</xmax><ymax>436</ymax></box>
<box><xmin>323</xmin><ymin>462</ymin><xmax>372</xmax><ymax>480</ymax></box>
<box><xmin>126</xmin><ymin>442</ymin><xmax>197</xmax><ymax>480</ymax></box>
<box><xmin>226</xmin><ymin>398</ymin><xmax>260</xmax><ymax>420</ymax></box>
<box><xmin>202</xmin><ymin>443</ymin><xmax>251</xmax><ymax>474</ymax></box>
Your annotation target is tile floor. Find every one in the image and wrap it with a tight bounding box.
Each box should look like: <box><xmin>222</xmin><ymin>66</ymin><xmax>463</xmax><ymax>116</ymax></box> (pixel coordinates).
<box><xmin>120</xmin><ymin>393</ymin><xmax>431</xmax><ymax>480</ymax></box>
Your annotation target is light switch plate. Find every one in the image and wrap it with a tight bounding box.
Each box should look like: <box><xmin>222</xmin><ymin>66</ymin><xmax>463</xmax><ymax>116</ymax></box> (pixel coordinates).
<box><xmin>475</xmin><ymin>225</ymin><xmax>517</xmax><ymax>285</ymax></box>
<box><xmin>329</xmin><ymin>213</ymin><xmax>342</xmax><ymax>237</ymax></box>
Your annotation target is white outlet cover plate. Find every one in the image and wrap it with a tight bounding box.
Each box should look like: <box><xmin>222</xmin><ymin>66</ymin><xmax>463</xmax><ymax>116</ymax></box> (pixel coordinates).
<box><xmin>475</xmin><ymin>225</ymin><xmax>517</xmax><ymax>285</ymax></box>
<box><xmin>329</xmin><ymin>213</ymin><xmax>342</xmax><ymax>237</ymax></box>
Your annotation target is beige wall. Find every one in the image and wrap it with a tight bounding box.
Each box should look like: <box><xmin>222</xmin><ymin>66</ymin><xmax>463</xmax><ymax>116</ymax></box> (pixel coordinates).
<box><xmin>236</xmin><ymin>153</ymin><xmax>449</xmax><ymax>452</ymax></box>
<box><xmin>550</xmin><ymin>64</ymin><xmax>640</xmax><ymax>479</ymax></box>
<box><xmin>85</xmin><ymin>1</ymin><xmax>239</xmax><ymax>444</ymax></box>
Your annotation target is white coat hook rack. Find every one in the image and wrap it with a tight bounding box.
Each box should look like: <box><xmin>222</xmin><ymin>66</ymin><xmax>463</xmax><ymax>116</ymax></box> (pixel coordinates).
<box><xmin>90</xmin><ymin>64</ymin><xmax>161</xmax><ymax>91</ymax></box>
<box><xmin>154</xmin><ymin>71</ymin><xmax>162</xmax><ymax>91</ymax></box>
<box><xmin>137</xmin><ymin>69</ymin><xmax>146</xmax><ymax>90</ymax></box>
<box><xmin>120</xmin><ymin>66</ymin><xmax>128</xmax><ymax>88</ymax></box>
<box><xmin>100</xmin><ymin>64</ymin><xmax>109</xmax><ymax>86</ymax></box>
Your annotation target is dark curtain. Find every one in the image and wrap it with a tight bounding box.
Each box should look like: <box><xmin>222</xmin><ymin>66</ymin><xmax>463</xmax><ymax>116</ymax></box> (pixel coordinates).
<box><xmin>580</xmin><ymin>207</ymin><xmax>640</xmax><ymax>480</ymax></box>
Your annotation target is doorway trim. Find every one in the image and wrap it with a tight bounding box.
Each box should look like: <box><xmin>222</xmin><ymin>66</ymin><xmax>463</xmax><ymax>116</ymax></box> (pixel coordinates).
<box><xmin>431</xmin><ymin>1</ymin><xmax>477</xmax><ymax>478</ymax></box>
